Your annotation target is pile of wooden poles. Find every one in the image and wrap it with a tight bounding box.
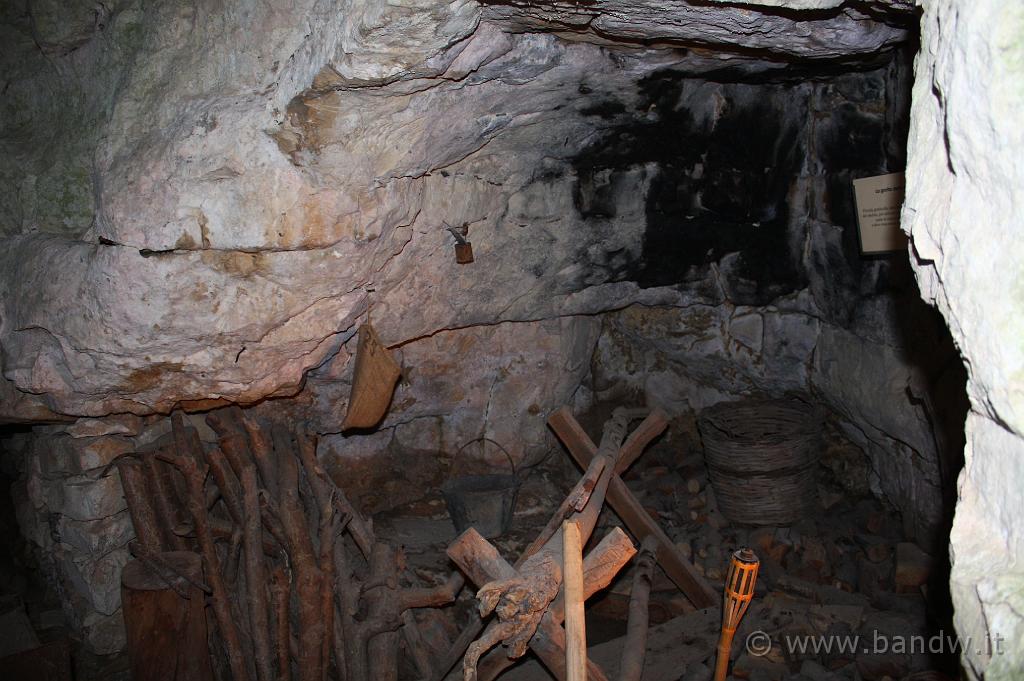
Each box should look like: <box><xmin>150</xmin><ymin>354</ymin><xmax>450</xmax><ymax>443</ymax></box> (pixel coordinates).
<box><xmin>114</xmin><ymin>404</ymin><xmax>717</xmax><ymax>681</ymax></box>
<box><xmin>115</xmin><ymin>407</ymin><xmax>461</xmax><ymax>681</ymax></box>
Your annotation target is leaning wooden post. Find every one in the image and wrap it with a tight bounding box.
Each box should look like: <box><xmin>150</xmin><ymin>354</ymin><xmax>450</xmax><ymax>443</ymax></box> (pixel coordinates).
<box><xmin>620</xmin><ymin>536</ymin><xmax>658</xmax><ymax>681</ymax></box>
<box><xmin>562</xmin><ymin>520</ymin><xmax>587</xmax><ymax>681</ymax></box>
<box><xmin>122</xmin><ymin>551</ymin><xmax>214</xmax><ymax>681</ymax></box>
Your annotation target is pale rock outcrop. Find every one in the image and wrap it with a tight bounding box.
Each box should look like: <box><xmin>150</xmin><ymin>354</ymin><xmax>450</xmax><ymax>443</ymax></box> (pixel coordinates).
<box><xmin>7</xmin><ymin>429</ymin><xmax>134</xmax><ymax>653</ymax></box>
<box><xmin>903</xmin><ymin>1</ymin><xmax>1024</xmax><ymax>677</ymax></box>
<box><xmin>481</xmin><ymin>0</ymin><xmax>912</xmax><ymax>60</ymax></box>
<box><xmin>0</xmin><ymin>0</ymin><xmax>916</xmax><ymax>420</ymax></box>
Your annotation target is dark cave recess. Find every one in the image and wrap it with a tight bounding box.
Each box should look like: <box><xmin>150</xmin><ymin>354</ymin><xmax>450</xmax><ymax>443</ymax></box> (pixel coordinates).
<box><xmin>565</xmin><ymin>53</ymin><xmax>912</xmax><ymax>309</ymax></box>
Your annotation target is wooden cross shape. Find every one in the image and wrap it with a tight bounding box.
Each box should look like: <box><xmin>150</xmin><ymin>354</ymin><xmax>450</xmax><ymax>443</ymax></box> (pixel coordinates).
<box><xmin>441</xmin><ymin>407</ymin><xmax>716</xmax><ymax>681</ymax></box>
<box><xmin>447</xmin><ymin>525</ymin><xmax>635</xmax><ymax>681</ymax></box>
<box><xmin>547</xmin><ymin>407</ymin><xmax>717</xmax><ymax>609</ymax></box>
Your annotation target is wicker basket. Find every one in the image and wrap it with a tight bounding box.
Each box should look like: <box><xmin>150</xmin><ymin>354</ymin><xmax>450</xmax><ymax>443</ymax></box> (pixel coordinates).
<box><xmin>698</xmin><ymin>398</ymin><xmax>822</xmax><ymax>526</ymax></box>
<box><xmin>342</xmin><ymin>322</ymin><xmax>401</xmax><ymax>431</ymax></box>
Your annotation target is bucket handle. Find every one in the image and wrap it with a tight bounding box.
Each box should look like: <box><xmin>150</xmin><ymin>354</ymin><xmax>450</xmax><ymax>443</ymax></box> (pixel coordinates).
<box><xmin>449</xmin><ymin>437</ymin><xmax>517</xmax><ymax>480</ymax></box>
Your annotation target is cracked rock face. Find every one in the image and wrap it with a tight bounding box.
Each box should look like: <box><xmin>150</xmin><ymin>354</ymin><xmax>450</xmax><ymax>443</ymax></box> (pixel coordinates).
<box><xmin>0</xmin><ymin>4</ymin><xmax>964</xmax><ymax>641</ymax></box>
<box><xmin>482</xmin><ymin>0</ymin><xmax>913</xmax><ymax>60</ymax></box>
<box><xmin>0</xmin><ymin>0</ymin><xmax>916</xmax><ymax>419</ymax></box>
<box><xmin>904</xmin><ymin>2</ymin><xmax>1024</xmax><ymax>678</ymax></box>
<box><xmin>5</xmin><ymin>1</ymin><xmax>1019</xmax><ymax>668</ymax></box>
<box><xmin>6</xmin><ymin>0</ymin><xmax>954</xmax><ymax>549</ymax></box>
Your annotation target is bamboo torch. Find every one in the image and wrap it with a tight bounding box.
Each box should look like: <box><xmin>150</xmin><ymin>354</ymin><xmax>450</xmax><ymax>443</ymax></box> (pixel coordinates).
<box><xmin>714</xmin><ymin>548</ymin><xmax>760</xmax><ymax>681</ymax></box>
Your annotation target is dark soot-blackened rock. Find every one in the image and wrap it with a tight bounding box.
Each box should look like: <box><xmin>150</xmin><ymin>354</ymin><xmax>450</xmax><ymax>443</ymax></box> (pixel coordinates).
<box><xmin>570</xmin><ymin>70</ymin><xmax>808</xmax><ymax>304</ymax></box>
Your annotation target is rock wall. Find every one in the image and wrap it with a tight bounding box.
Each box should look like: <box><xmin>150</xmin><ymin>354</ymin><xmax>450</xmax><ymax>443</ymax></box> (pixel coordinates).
<box><xmin>0</xmin><ymin>0</ymin><xmax>917</xmax><ymax>420</ymax></box>
<box><xmin>570</xmin><ymin>64</ymin><xmax>966</xmax><ymax>549</ymax></box>
<box><xmin>903</xmin><ymin>2</ymin><xmax>1024</xmax><ymax>678</ymax></box>
<box><xmin>1</xmin><ymin>0</ymin><xmax>991</xmax><ymax>667</ymax></box>
<box><xmin>2</xmin><ymin>418</ymin><xmax>143</xmax><ymax>654</ymax></box>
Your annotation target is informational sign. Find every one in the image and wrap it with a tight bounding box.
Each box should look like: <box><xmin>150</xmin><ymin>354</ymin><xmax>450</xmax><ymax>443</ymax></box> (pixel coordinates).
<box><xmin>853</xmin><ymin>172</ymin><xmax>908</xmax><ymax>254</ymax></box>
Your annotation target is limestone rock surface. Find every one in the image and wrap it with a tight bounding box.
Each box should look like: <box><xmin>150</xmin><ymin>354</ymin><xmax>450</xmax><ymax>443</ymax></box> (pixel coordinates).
<box><xmin>903</xmin><ymin>2</ymin><xmax>1024</xmax><ymax>677</ymax></box>
<box><xmin>481</xmin><ymin>0</ymin><xmax>914</xmax><ymax>60</ymax></box>
<box><xmin>0</xmin><ymin>0</ymin><xmax>917</xmax><ymax>420</ymax></box>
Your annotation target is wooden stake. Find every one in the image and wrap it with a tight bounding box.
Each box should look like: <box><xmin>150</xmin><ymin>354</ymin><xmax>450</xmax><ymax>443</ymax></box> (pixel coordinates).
<box><xmin>241</xmin><ymin>463</ymin><xmax>274</xmax><ymax>681</ymax></box>
<box><xmin>161</xmin><ymin>451</ymin><xmax>253</xmax><ymax>681</ymax></box>
<box><xmin>271</xmin><ymin>566</ymin><xmax>293</xmax><ymax>681</ymax></box>
<box><xmin>143</xmin><ymin>449</ymin><xmax>190</xmax><ymax>550</ymax></box>
<box><xmin>116</xmin><ymin>458</ymin><xmax>164</xmax><ymax>554</ymax></box>
<box><xmin>271</xmin><ymin>426</ymin><xmax>324</xmax><ymax>681</ymax></box>
<box><xmin>620</xmin><ymin>536</ymin><xmax>657</xmax><ymax>681</ymax></box>
<box><xmin>562</xmin><ymin>520</ymin><xmax>587</xmax><ymax>681</ymax></box>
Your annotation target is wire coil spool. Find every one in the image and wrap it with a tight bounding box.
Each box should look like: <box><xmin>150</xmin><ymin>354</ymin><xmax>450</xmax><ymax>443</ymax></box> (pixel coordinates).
<box><xmin>698</xmin><ymin>397</ymin><xmax>822</xmax><ymax>526</ymax></box>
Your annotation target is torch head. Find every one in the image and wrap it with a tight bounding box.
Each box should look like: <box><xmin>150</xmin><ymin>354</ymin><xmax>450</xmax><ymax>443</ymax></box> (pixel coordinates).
<box><xmin>722</xmin><ymin>547</ymin><xmax>760</xmax><ymax>631</ymax></box>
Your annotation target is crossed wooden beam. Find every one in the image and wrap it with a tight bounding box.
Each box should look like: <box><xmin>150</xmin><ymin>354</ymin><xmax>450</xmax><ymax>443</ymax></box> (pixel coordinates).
<box><xmin>547</xmin><ymin>407</ymin><xmax>717</xmax><ymax>607</ymax></box>
<box><xmin>437</xmin><ymin>407</ymin><xmax>716</xmax><ymax>681</ymax></box>
<box><xmin>448</xmin><ymin>526</ymin><xmax>635</xmax><ymax>681</ymax></box>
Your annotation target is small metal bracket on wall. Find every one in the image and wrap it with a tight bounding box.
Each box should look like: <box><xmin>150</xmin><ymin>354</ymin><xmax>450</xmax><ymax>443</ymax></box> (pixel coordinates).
<box><xmin>445</xmin><ymin>222</ymin><xmax>474</xmax><ymax>264</ymax></box>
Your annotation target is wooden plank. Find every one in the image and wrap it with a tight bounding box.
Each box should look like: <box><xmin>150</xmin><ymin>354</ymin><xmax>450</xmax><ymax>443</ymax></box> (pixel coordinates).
<box><xmin>548</xmin><ymin>409</ymin><xmax>717</xmax><ymax>608</ymax></box>
<box><xmin>562</xmin><ymin>520</ymin><xmax>587</xmax><ymax>681</ymax></box>
<box><xmin>615</xmin><ymin>409</ymin><xmax>669</xmax><ymax>475</ymax></box>
<box><xmin>121</xmin><ymin>552</ymin><xmax>215</xmax><ymax>681</ymax></box>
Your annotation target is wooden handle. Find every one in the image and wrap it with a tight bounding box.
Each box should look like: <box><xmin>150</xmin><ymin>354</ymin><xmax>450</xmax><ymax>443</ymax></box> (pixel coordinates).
<box><xmin>714</xmin><ymin>630</ymin><xmax>735</xmax><ymax>681</ymax></box>
<box><xmin>563</xmin><ymin>519</ymin><xmax>587</xmax><ymax>681</ymax></box>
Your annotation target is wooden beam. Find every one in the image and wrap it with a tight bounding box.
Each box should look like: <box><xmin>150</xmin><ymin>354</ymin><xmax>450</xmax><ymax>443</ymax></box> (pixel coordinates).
<box><xmin>438</xmin><ymin>408</ymin><xmax>662</xmax><ymax>681</ymax></box>
<box><xmin>562</xmin><ymin>520</ymin><xmax>587</xmax><ymax>681</ymax></box>
<box><xmin>615</xmin><ymin>409</ymin><xmax>669</xmax><ymax>475</ymax></box>
<box><xmin>548</xmin><ymin>408</ymin><xmax>717</xmax><ymax>608</ymax></box>
<box><xmin>478</xmin><ymin>527</ymin><xmax>636</xmax><ymax>681</ymax></box>
<box><xmin>447</xmin><ymin>528</ymin><xmax>635</xmax><ymax>681</ymax></box>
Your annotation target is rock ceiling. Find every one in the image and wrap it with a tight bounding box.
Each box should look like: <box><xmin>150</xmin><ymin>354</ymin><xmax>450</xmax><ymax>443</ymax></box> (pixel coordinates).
<box><xmin>0</xmin><ymin>0</ymin><xmax>918</xmax><ymax>420</ymax></box>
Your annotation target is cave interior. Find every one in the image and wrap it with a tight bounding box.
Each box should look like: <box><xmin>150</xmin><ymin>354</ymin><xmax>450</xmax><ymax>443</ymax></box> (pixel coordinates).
<box><xmin>2</xmin><ymin>2</ymin><xmax>1011</xmax><ymax>681</ymax></box>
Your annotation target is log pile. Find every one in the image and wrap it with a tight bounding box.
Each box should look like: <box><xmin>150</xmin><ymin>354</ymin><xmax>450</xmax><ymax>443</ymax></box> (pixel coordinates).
<box><xmin>115</xmin><ymin>408</ymin><xmax>460</xmax><ymax>681</ymax></box>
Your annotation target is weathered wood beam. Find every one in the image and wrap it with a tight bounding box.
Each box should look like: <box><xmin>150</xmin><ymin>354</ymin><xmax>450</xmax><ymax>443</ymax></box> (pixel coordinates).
<box><xmin>562</xmin><ymin>520</ymin><xmax>586</xmax><ymax>681</ymax></box>
<box><xmin>448</xmin><ymin>527</ymin><xmax>636</xmax><ymax>681</ymax></box>
<box><xmin>436</xmin><ymin>408</ymin><xmax>661</xmax><ymax>681</ymax></box>
<box><xmin>548</xmin><ymin>407</ymin><xmax>717</xmax><ymax>608</ymax></box>
<box><xmin>477</xmin><ymin>528</ymin><xmax>636</xmax><ymax>681</ymax></box>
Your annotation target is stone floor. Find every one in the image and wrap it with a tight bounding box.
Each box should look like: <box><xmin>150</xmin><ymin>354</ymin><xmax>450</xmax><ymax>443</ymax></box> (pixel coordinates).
<box><xmin>375</xmin><ymin>412</ymin><xmax>960</xmax><ymax>681</ymax></box>
<box><xmin>0</xmin><ymin>412</ymin><xmax>959</xmax><ymax>681</ymax></box>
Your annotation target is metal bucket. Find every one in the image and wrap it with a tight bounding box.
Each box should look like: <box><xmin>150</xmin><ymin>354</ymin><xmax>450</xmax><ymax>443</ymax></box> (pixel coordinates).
<box><xmin>441</xmin><ymin>438</ymin><xmax>520</xmax><ymax>539</ymax></box>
